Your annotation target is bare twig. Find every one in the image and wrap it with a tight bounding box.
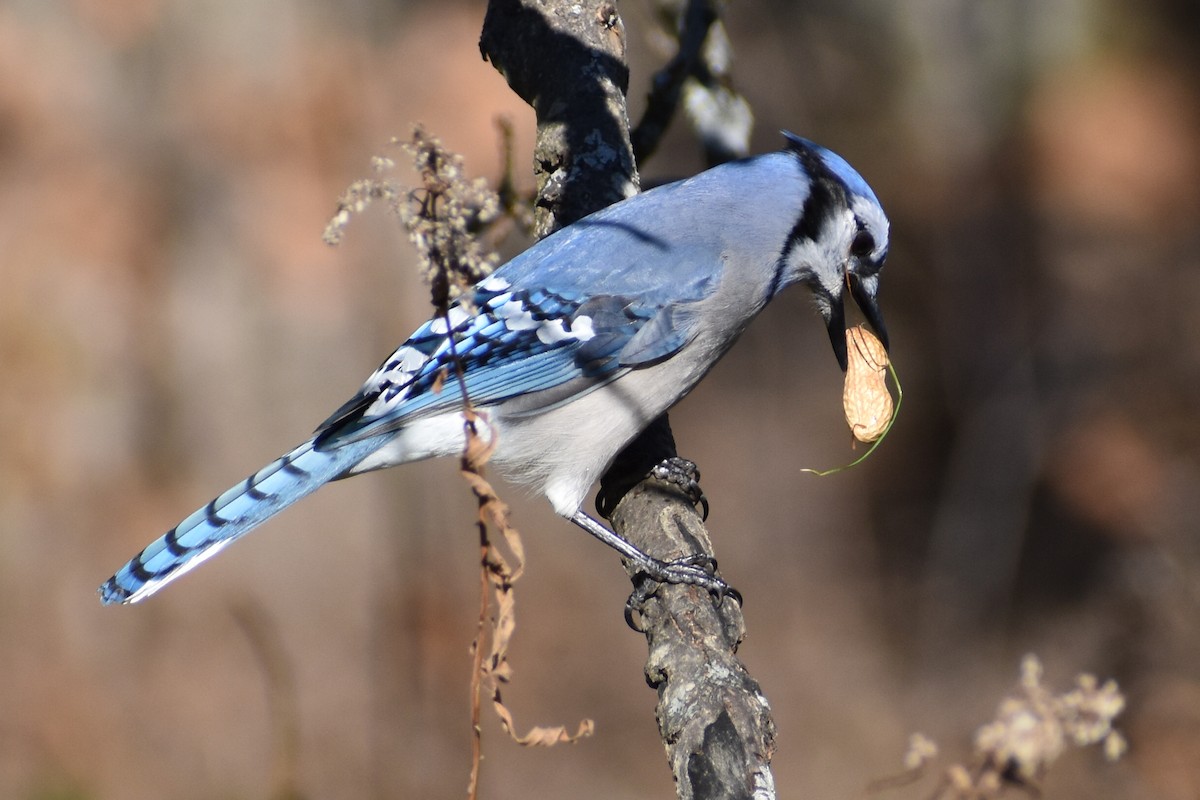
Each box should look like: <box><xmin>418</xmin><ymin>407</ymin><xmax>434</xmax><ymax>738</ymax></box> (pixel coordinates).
<box><xmin>634</xmin><ymin>0</ymin><xmax>752</xmax><ymax>166</ymax></box>
<box><xmin>493</xmin><ymin>117</ymin><xmax>536</xmax><ymax>237</ymax></box>
<box><xmin>329</xmin><ymin>128</ymin><xmax>593</xmax><ymax>796</ymax></box>
<box><xmin>460</xmin><ymin>414</ymin><xmax>592</xmax><ymax>747</ymax></box>
<box><xmin>467</xmin><ymin>501</ymin><xmax>488</xmax><ymax>800</ymax></box>
<box><xmin>631</xmin><ymin>0</ymin><xmax>720</xmax><ymax>162</ymax></box>
<box><xmin>611</xmin><ymin>480</ymin><xmax>777</xmax><ymax>799</ymax></box>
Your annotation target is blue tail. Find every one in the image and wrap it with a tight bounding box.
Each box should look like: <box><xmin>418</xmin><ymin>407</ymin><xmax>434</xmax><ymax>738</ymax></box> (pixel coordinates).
<box><xmin>99</xmin><ymin>434</ymin><xmax>391</xmax><ymax>605</ymax></box>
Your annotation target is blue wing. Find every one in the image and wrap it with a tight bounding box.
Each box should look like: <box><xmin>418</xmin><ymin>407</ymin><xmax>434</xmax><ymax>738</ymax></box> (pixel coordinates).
<box><xmin>316</xmin><ymin>236</ymin><xmax>718</xmax><ymax>446</ymax></box>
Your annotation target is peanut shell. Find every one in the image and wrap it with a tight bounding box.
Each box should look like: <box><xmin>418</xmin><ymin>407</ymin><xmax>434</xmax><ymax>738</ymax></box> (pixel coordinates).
<box><xmin>843</xmin><ymin>325</ymin><xmax>892</xmax><ymax>442</ymax></box>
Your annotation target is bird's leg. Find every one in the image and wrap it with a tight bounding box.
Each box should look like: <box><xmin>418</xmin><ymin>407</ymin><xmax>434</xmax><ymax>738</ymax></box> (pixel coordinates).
<box><xmin>592</xmin><ymin>414</ymin><xmax>739</xmax><ymax>627</ymax></box>
<box><xmin>569</xmin><ymin>510</ymin><xmax>730</xmax><ymax>596</ymax></box>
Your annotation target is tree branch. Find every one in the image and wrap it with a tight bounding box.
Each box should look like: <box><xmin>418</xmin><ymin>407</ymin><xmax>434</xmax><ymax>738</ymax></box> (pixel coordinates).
<box><xmin>480</xmin><ymin>2</ymin><xmax>776</xmax><ymax>797</ymax></box>
<box><xmin>633</xmin><ymin>0</ymin><xmax>753</xmax><ymax>167</ymax></box>
<box><xmin>480</xmin><ymin>0</ymin><xmax>639</xmax><ymax>234</ymax></box>
<box><xmin>612</xmin><ymin>480</ymin><xmax>776</xmax><ymax>800</ymax></box>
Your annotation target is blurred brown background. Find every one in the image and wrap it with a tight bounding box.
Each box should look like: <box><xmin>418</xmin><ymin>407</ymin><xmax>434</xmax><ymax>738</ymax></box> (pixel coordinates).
<box><xmin>3</xmin><ymin>0</ymin><xmax>1199</xmax><ymax>798</ymax></box>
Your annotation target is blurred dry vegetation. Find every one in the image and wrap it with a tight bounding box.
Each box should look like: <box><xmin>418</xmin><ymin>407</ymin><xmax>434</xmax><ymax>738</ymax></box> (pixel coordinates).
<box><xmin>2</xmin><ymin>0</ymin><xmax>1199</xmax><ymax>798</ymax></box>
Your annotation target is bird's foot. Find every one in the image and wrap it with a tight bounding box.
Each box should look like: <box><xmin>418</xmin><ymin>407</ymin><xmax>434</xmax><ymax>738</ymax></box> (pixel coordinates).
<box><xmin>623</xmin><ymin>553</ymin><xmax>742</xmax><ymax>631</ymax></box>
<box><xmin>648</xmin><ymin>456</ymin><xmax>709</xmax><ymax>520</ymax></box>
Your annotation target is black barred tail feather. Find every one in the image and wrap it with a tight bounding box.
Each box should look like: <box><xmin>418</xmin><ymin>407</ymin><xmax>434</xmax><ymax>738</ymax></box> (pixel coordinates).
<box><xmin>99</xmin><ymin>434</ymin><xmax>393</xmax><ymax>605</ymax></box>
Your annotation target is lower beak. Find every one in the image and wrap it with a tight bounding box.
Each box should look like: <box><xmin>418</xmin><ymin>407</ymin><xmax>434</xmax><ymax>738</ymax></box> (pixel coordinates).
<box><xmin>824</xmin><ymin>293</ymin><xmax>848</xmax><ymax>371</ymax></box>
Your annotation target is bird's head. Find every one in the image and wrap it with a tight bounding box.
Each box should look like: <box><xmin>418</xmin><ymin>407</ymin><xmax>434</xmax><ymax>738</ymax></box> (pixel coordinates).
<box><xmin>779</xmin><ymin>132</ymin><xmax>890</xmax><ymax>371</ymax></box>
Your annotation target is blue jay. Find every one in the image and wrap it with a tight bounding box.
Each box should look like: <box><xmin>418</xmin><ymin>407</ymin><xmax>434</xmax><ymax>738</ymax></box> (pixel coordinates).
<box><xmin>99</xmin><ymin>132</ymin><xmax>890</xmax><ymax>605</ymax></box>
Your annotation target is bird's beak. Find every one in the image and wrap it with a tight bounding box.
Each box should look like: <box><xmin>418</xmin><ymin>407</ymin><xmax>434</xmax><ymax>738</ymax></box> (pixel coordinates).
<box><xmin>849</xmin><ymin>274</ymin><xmax>889</xmax><ymax>352</ymax></box>
<box><xmin>822</xmin><ymin>274</ymin><xmax>888</xmax><ymax>372</ymax></box>
<box><xmin>823</xmin><ymin>290</ymin><xmax>849</xmax><ymax>371</ymax></box>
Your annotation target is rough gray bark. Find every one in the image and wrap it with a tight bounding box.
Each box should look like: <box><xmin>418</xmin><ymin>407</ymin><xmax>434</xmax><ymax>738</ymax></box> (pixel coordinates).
<box><xmin>480</xmin><ymin>1</ymin><xmax>777</xmax><ymax>798</ymax></box>
<box><xmin>480</xmin><ymin>0</ymin><xmax>639</xmax><ymax>236</ymax></box>
<box><xmin>612</xmin><ymin>481</ymin><xmax>776</xmax><ymax>800</ymax></box>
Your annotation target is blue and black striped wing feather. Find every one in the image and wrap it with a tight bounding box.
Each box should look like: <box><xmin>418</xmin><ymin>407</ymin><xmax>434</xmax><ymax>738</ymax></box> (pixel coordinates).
<box><xmin>314</xmin><ymin>277</ymin><xmax>703</xmax><ymax>447</ymax></box>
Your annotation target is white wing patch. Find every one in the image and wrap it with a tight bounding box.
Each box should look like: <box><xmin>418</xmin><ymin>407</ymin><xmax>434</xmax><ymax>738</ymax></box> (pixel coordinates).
<box><xmin>494</xmin><ymin>299</ymin><xmax>539</xmax><ymax>331</ymax></box>
<box><xmin>429</xmin><ymin>305</ymin><xmax>471</xmax><ymax>334</ymax></box>
<box><xmin>536</xmin><ymin>319</ymin><xmax>571</xmax><ymax>344</ymax></box>
<box><xmin>479</xmin><ymin>274</ymin><xmax>511</xmax><ymax>292</ymax></box>
<box><xmin>392</xmin><ymin>345</ymin><xmax>427</xmax><ymax>372</ymax></box>
<box><xmin>569</xmin><ymin>315</ymin><xmax>595</xmax><ymax>340</ymax></box>
<box><xmin>535</xmin><ymin>313</ymin><xmax>597</xmax><ymax>345</ymax></box>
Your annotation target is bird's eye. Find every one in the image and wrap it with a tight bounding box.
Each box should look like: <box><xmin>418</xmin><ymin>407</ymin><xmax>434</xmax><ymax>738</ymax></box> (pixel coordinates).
<box><xmin>850</xmin><ymin>230</ymin><xmax>875</xmax><ymax>258</ymax></box>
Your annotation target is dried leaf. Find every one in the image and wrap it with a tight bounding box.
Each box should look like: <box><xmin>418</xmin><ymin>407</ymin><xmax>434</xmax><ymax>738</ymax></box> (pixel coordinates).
<box><xmin>491</xmin><ymin>691</ymin><xmax>596</xmax><ymax>746</ymax></box>
<box><xmin>461</xmin><ymin>412</ymin><xmax>591</xmax><ymax>787</ymax></box>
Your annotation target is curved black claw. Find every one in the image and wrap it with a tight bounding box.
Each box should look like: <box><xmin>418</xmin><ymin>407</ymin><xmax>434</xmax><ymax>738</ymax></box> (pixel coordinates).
<box><xmin>624</xmin><ymin>575</ymin><xmax>658</xmax><ymax>631</ymax></box>
<box><xmin>595</xmin><ymin>485</ymin><xmax>621</xmax><ymax>519</ymax></box>
<box><xmin>650</xmin><ymin>457</ymin><xmax>710</xmax><ymax>520</ymax></box>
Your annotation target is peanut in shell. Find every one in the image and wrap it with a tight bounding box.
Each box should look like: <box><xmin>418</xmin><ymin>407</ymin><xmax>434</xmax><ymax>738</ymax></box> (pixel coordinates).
<box><xmin>843</xmin><ymin>325</ymin><xmax>892</xmax><ymax>442</ymax></box>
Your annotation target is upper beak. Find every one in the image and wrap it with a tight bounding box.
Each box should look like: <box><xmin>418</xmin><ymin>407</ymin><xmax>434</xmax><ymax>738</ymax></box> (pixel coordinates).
<box><xmin>823</xmin><ymin>275</ymin><xmax>889</xmax><ymax>372</ymax></box>
<box><xmin>850</xmin><ymin>274</ymin><xmax>889</xmax><ymax>351</ymax></box>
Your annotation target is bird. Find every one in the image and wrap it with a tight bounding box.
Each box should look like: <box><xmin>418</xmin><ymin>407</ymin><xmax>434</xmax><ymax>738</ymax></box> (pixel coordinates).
<box><xmin>99</xmin><ymin>131</ymin><xmax>891</xmax><ymax>606</ymax></box>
